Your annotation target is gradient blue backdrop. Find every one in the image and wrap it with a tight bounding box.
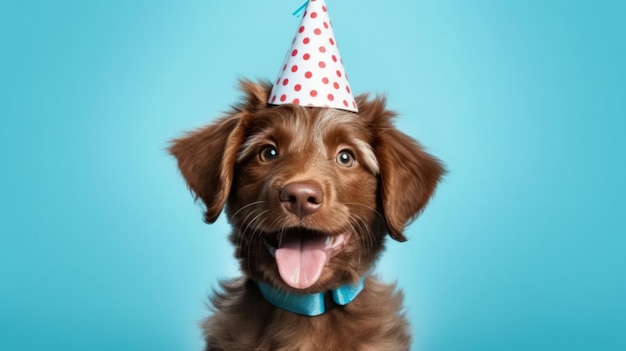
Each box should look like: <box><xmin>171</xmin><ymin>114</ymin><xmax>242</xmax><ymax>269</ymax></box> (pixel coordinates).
<box><xmin>1</xmin><ymin>1</ymin><xmax>625</xmax><ymax>350</ymax></box>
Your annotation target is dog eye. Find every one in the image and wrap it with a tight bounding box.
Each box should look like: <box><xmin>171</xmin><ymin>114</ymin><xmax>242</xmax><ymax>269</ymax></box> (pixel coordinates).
<box><xmin>336</xmin><ymin>150</ymin><xmax>355</xmax><ymax>167</ymax></box>
<box><xmin>260</xmin><ymin>145</ymin><xmax>279</xmax><ymax>162</ymax></box>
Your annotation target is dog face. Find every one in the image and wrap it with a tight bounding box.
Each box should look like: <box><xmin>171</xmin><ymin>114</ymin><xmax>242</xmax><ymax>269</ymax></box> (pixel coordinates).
<box><xmin>170</xmin><ymin>80</ymin><xmax>443</xmax><ymax>293</ymax></box>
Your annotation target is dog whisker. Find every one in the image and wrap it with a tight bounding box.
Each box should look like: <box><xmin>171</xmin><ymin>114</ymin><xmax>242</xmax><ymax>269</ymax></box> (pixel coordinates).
<box><xmin>235</xmin><ymin>207</ymin><xmax>263</xmax><ymax>259</ymax></box>
<box><xmin>230</xmin><ymin>200</ymin><xmax>267</xmax><ymax>221</ymax></box>
<box><xmin>240</xmin><ymin>209</ymin><xmax>269</xmax><ymax>275</ymax></box>
<box><xmin>343</xmin><ymin>202</ymin><xmax>385</xmax><ymax>222</ymax></box>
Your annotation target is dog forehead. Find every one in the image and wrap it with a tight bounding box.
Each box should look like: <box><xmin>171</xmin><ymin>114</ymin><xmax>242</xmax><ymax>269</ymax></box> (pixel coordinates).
<box><xmin>250</xmin><ymin>108</ymin><xmax>365</xmax><ymax>146</ymax></box>
<box><xmin>313</xmin><ymin>108</ymin><xmax>361</xmax><ymax>132</ymax></box>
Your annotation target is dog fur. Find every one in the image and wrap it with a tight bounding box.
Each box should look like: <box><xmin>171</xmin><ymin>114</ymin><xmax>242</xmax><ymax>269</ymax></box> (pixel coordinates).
<box><xmin>170</xmin><ymin>80</ymin><xmax>444</xmax><ymax>351</ymax></box>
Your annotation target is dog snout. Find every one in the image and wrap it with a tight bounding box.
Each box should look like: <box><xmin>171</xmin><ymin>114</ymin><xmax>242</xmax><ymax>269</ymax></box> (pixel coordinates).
<box><xmin>279</xmin><ymin>182</ymin><xmax>323</xmax><ymax>218</ymax></box>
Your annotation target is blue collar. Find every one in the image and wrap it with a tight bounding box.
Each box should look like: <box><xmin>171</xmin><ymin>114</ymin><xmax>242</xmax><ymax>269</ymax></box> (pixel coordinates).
<box><xmin>257</xmin><ymin>277</ymin><xmax>366</xmax><ymax>317</ymax></box>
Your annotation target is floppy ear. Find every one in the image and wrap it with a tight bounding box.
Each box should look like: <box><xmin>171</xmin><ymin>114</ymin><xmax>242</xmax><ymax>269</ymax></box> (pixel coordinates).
<box><xmin>169</xmin><ymin>80</ymin><xmax>271</xmax><ymax>223</ymax></box>
<box><xmin>358</xmin><ymin>95</ymin><xmax>445</xmax><ymax>242</ymax></box>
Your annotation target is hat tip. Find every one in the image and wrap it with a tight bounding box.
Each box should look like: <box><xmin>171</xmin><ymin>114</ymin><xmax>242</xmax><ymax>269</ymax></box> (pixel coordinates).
<box><xmin>268</xmin><ymin>0</ymin><xmax>357</xmax><ymax>112</ymax></box>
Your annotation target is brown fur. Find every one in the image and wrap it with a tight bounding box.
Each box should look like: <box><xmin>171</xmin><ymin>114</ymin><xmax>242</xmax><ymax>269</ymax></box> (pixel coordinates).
<box><xmin>170</xmin><ymin>80</ymin><xmax>444</xmax><ymax>351</ymax></box>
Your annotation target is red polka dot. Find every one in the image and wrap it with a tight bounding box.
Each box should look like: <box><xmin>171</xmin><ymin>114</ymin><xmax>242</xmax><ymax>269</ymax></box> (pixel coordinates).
<box><xmin>282</xmin><ymin>78</ymin><xmax>289</xmax><ymax>86</ymax></box>
<box><xmin>323</xmin><ymin>5</ymin><xmax>327</xmax><ymax>12</ymax></box>
<box><xmin>293</xmin><ymin>98</ymin><xmax>300</xmax><ymax>104</ymax></box>
<box><xmin>319</xmin><ymin>46</ymin><xmax>326</xmax><ymax>53</ymax></box>
<box><xmin>310</xmin><ymin>90</ymin><xmax>318</xmax><ymax>97</ymax></box>
<box><xmin>303</xmin><ymin>53</ymin><xmax>310</xmax><ymax>60</ymax></box>
<box><xmin>280</xmin><ymin>94</ymin><xmax>287</xmax><ymax>102</ymax></box>
<box><xmin>322</xmin><ymin>77</ymin><xmax>329</xmax><ymax>84</ymax></box>
<box><xmin>291</xmin><ymin>65</ymin><xmax>298</xmax><ymax>72</ymax></box>
<box><xmin>294</xmin><ymin>84</ymin><xmax>302</xmax><ymax>91</ymax></box>
<box><xmin>318</xmin><ymin>61</ymin><xmax>326</xmax><ymax>68</ymax></box>
<box><xmin>333</xmin><ymin>82</ymin><xmax>340</xmax><ymax>89</ymax></box>
<box><xmin>291</xmin><ymin>49</ymin><xmax>298</xmax><ymax>57</ymax></box>
<box><xmin>276</xmin><ymin>78</ymin><xmax>280</xmax><ymax>85</ymax></box>
<box><xmin>299</xmin><ymin>26</ymin><xmax>305</xmax><ymax>33</ymax></box>
<box><xmin>331</xmin><ymin>55</ymin><xmax>337</xmax><ymax>62</ymax></box>
<box><xmin>282</xmin><ymin>64</ymin><xmax>287</xmax><ymax>71</ymax></box>
<box><xmin>311</xmin><ymin>12</ymin><xmax>318</xmax><ymax>18</ymax></box>
<box><xmin>336</xmin><ymin>70</ymin><xmax>342</xmax><ymax>77</ymax></box>
<box><xmin>343</xmin><ymin>100</ymin><xmax>349</xmax><ymax>107</ymax></box>
<box><xmin>314</xmin><ymin>28</ymin><xmax>321</xmax><ymax>35</ymax></box>
<box><xmin>327</xmin><ymin>94</ymin><xmax>334</xmax><ymax>101</ymax></box>
<box><xmin>323</xmin><ymin>22</ymin><xmax>329</xmax><ymax>29</ymax></box>
<box><xmin>353</xmin><ymin>101</ymin><xmax>357</xmax><ymax>109</ymax></box>
<box><xmin>305</xmin><ymin>71</ymin><xmax>313</xmax><ymax>79</ymax></box>
<box><xmin>303</xmin><ymin>37</ymin><xmax>310</xmax><ymax>44</ymax></box>
<box><xmin>346</xmin><ymin>86</ymin><xmax>351</xmax><ymax>93</ymax></box>
<box><xmin>271</xmin><ymin>95</ymin><xmax>276</xmax><ymax>103</ymax></box>
<box><xmin>329</xmin><ymin>38</ymin><xmax>335</xmax><ymax>45</ymax></box>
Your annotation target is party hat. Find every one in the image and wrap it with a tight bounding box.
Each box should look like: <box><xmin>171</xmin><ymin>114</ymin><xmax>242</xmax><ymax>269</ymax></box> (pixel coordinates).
<box><xmin>268</xmin><ymin>0</ymin><xmax>358</xmax><ymax>112</ymax></box>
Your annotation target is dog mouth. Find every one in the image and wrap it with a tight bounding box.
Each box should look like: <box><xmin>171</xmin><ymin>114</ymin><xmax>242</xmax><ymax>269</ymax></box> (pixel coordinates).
<box><xmin>264</xmin><ymin>228</ymin><xmax>350</xmax><ymax>290</ymax></box>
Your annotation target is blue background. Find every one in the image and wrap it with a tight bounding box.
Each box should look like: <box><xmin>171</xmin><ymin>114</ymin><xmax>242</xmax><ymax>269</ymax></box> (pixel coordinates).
<box><xmin>1</xmin><ymin>1</ymin><xmax>625</xmax><ymax>350</ymax></box>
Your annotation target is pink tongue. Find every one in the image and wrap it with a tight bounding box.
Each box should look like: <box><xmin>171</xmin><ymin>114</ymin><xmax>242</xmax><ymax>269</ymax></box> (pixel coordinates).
<box><xmin>275</xmin><ymin>234</ymin><xmax>328</xmax><ymax>289</ymax></box>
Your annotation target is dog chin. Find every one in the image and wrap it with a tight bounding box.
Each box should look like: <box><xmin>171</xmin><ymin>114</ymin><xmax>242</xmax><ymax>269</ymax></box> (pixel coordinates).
<box><xmin>262</xmin><ymin>227</ymin><xmax>350</xmax><ymax>290</ymax></box>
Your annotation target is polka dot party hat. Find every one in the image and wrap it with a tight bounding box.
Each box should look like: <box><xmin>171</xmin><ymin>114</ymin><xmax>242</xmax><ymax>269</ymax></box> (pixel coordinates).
<box><xmin>268</xmin><ymin>0</ymin><xmax>358</xmax><ymax>112</ymax></box>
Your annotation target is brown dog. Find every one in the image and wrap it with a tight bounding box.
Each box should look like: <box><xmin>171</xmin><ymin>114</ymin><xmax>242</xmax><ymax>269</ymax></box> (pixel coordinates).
<box><xmin>170</xmin><ymin>80</ymin><xmax>444</xmax><ymax>351</ymax></box>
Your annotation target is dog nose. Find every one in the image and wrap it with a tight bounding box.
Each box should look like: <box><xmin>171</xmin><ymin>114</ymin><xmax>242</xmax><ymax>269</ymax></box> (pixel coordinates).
<box><xmin>280</xmin><ymin>182</ymin><xmax>323</xmax><ymax>218</ymax></box>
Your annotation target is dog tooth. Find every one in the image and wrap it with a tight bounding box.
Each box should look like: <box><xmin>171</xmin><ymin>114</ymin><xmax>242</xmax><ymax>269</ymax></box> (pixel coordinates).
<box><xmin>325</xmin><ymin>235</ymin><xmax>332</xmax><ymax>246</ymax></box>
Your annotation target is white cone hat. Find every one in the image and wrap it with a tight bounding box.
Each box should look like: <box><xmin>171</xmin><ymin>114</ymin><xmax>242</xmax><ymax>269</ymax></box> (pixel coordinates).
<box><xmin>268</xmin><ymin>0</ymin><xmax>358</xmax><ymax>112</ymax></box>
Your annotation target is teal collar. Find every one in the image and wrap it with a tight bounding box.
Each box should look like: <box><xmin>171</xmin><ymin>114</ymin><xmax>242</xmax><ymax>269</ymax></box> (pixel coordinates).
<box><xmin>257</xmin><ymin>277</ymin><xmax>366</xmax><ymax>317</ymax></box>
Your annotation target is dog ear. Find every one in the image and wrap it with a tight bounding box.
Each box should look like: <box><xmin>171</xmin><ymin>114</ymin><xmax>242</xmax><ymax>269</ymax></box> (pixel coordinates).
<box><xmin>169</xmin><ymin>80</ymin><xmax>271</xmax><ymax>223</ymax></box>
<box><xmin>358</xmin><ymin>95</ymin><xmax>445</xmax><ymax>242</ymax></box>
